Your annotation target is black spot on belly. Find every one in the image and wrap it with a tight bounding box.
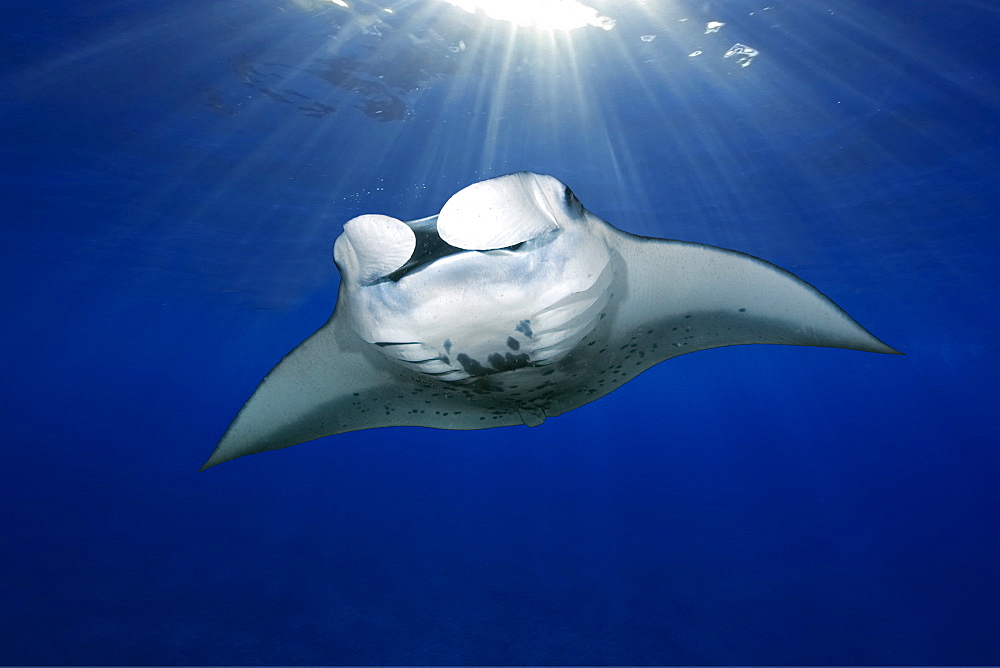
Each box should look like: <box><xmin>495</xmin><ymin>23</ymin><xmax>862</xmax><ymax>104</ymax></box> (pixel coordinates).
<box><xmin>506</xmin><ymin>336</ymin><xmax>520</xmax><ymax>351</ymax></box>
<box><xmin>516</xmin><ymin>320</ymin><xmax>533</xmax><ymax>338</ymax></box>
<box><xmin>457</xmin><ymin>350</ymin><xmax>530</xmax><ymax>376</ymax></box>
<box><xmin>456</xmin><ymin>353</ymin><xmax>488</xmax><ymax>376</ymax></box>
<box><xmin>489</xmin><ymin>352</ymin><xmax>530</xmax><ymax>372</ymax></box>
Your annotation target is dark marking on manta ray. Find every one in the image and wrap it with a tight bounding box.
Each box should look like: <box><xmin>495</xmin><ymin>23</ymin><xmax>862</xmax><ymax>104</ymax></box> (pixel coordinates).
<box><xmin>456</xmin><ymin>353</ymin><xmax>487</xmax><ymax>376</ymax></box>
<box><xmin>506</xmin><ymin>336</ymin><xmax>520</xmax><ymax>351</ymax></box>
<box><xmin>515</xmin><ymin>320</ymin><xmax>533</xmax><ymax>338</ymax></box>
<box><xmin>489</xmin><ymin>352</ymin><xmax>530</xmax><ymax>372</ymax></box>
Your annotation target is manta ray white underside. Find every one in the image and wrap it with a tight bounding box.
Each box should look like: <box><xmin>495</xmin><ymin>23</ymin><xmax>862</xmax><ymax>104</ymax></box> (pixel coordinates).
<box><xmin>204</xmin><ymin>172</ymin><xmax>898</xmax><ymax>469</ymax></box>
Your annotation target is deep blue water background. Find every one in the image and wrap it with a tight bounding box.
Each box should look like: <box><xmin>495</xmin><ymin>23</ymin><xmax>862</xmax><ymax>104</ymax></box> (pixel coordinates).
<box><xmin>2</xmin><ymin>0</ymin><xmax>998</xmax><ymax>664</ymax></box>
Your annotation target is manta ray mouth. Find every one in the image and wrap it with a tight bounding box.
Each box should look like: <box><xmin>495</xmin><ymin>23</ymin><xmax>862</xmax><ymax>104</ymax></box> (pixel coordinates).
<box><xmin>382</xmin><ymin>226</ymin><xmax>523</xmax><ymax>283</ymax></box>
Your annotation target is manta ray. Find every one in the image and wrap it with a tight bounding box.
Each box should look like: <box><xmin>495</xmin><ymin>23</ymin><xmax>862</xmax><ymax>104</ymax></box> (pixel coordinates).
<box><xmin>204</xmin><ymin>172</ymin><xmax>898</xmax><ymax>468</ymax></box>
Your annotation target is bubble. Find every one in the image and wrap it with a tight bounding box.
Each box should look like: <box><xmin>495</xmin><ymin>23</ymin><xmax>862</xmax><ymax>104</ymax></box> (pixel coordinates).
<box><xmin>724</xmin><ymin>43</ymin><xmax>758</xmax><ymax>68</ymax></box>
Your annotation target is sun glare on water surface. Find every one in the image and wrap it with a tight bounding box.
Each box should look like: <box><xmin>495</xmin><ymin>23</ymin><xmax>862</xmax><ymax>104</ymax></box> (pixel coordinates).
<box><xmin>321</xmin><ymin>0</ymin><xmax>615</xmax><ymax>31</ymax></box>
<box><xmin>438</xmin><ymin>0</ymin><xmax>616</xmax><ymax>31</ymax></box>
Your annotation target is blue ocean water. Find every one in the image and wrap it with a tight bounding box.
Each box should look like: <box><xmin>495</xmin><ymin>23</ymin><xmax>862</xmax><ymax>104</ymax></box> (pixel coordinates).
<box><xmin>2</xmin><ymin>0</ymin><xmax>998</xmax><ymax>664</ymax></box>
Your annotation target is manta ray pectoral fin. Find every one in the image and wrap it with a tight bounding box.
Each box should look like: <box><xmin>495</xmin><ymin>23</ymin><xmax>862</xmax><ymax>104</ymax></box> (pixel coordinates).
<box><xmin>203</xmin><ymin>303</ymin><xmax>522</xmax><ymax>469</ymax></box>
<box><xmin>202</xmin><ymin>314</ymin><xmax>383</xmax><ymax>469</ymax></box>
<box><xmin>612</xmin><ymin>232</ymin><xmax>901</xmax><ymax>358</ymax></box>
